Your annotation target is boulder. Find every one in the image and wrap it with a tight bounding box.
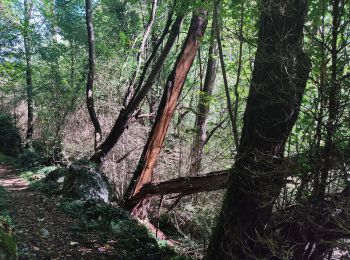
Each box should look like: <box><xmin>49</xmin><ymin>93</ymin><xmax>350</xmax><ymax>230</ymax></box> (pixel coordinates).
<box><xmin>62</xmin><ymin>161</ymin><xmax>111</xmax><ymax>202</ymax></box>
<box><xmin>37</xmin><ymin>167</ymin><xmax>69</xmax><ymax>194</ymax></box>
<box><xmin>0</xmin><ymin>114</ymin><xmax>21</xmax><ymax>157</ymax></box>
<box><xmin>44</xmin><ymin>168</ymin><xmax>68</xmax><ymax>184</ymax></box>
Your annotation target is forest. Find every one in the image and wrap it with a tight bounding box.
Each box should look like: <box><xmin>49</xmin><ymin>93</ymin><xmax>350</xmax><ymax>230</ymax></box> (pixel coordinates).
<box><xmin>0</xmin><ymin>0</ymin><xmax>349</xmax><ymax>259</ymax></box>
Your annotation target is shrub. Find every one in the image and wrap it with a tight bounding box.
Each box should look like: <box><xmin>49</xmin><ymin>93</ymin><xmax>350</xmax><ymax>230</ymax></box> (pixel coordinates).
<box><xmin>0</xmin><ymin>113</ymin><xmax>21</xmax><ymax>157</ymax></box>
<box><xmin>16</xmin><ymin>148</ymin><xmax>46</xmax><ymax>167</ymax></box>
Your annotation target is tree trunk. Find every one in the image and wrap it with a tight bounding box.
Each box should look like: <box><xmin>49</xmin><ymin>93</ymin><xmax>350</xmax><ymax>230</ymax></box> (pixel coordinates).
<box><xmin>215</xmin><ymin>0</ymin><xmax>239</xmax><ymax>149</ymax></box>
<box><xmin>124</xmin><ymin>9</ymin><xmax>208</xmax><ymax>211</ymax></box>
<box><xmin>24</xmin><ymin>0</ymin><xmax>34</xmax><ymax>148</ymax></box>
<box><xmin>189</xmin><ymin>17</ymin><xmax>218</xmax><ymax>175</ymax></box>
<box><xmin>316</xmin><ymin>0</ymin><xmax>340</xmax><ymax>201</ymax></box>
<box><xmin>85</xmin><ymin>0</ymin><xmax>102</xmax><ymax>150</ymax></box>
<box><xmin>206</xmin><ymin>0</ymin><xmax>311</xmax><ymax>258</ymax></box>
<box><xmin>127</xmin><ymin>169</ymin><xmax>230</xmax><ymax>205</ymax></box>
<box><xmin>90</xmin><ymin>14</ymin><xmax>184</xmax><ymax>162</ymax></box>
<box><xmin>124</xmin><ymin>0</ymin><xmax>158</xmax><ymax>106</ymax></box>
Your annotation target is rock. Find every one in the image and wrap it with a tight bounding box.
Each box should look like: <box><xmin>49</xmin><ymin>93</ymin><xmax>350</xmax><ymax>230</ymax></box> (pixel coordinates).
<box><xmin>44</xmin><ymin>168</ymin><xmax>68</xmax><ymax>183</ymax></box>
<box><xmin>0</xmin><ymin>226</ymin><xmax>17</xmax><ymax>260</ymax></box>
<box><xmin>40</xmin><ymin>228</ymin><xmax>49</xmax><ymax>237</ymax></box>
<box><xmin>0</xmin><ymin>113</ymin><xmax>22</xmax><ymax>157</ymax></box>
<box><xmin>62</xmin><ymin>161</ymin><xmax>111</xmax><ymax>202</ymax></box>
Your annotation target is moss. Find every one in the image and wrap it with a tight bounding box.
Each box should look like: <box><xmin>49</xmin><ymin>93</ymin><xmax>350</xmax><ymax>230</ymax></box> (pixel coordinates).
<box><xmin>0</xmin><ymin>187</ymin><xmax>11</xmax><ymax>226</ymax></box>
<box><xmin>0</xmin><ymin>227</ymin><xmax>17</xmax><ymax>260</ymax></box>
<box><xmin>0</xmin><ymin>187</ymin><xmax>17</xmax><ymax>259</ymax></box>
<box><xmin>62</xmin><ymin>161</ymin><xmax>111</xmax><ymax>202</ymax></box>
<box><xmin>59</xmin><ymin>200</ymin><xmax>177</xmax><ymax>259</ymax></box>
<box><xmin>21</xmin><ymin>166</ymin><xmax>67</xmax><ymax>195</ymax></box>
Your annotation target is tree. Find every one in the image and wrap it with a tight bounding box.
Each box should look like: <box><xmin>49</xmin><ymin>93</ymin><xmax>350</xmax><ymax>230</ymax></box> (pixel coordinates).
<box><xmin>123</xmin><ymin>9</ymin><xmax>209</xmax><ymax>211</ymax></box>
<box><xmin>23</xmin><ymin>0</ymin><xmax>34</xmax><ymax>147</ymax></box>
<box><xmin>90</xmin><ymin>11</ymin><xmax>185</xmax><ymax>162</ymax></box>
<box><xmin>189</xmin><ymin>13</ymin><xmax>218</xmax><ymax>176</ymax></box>
<box><xmin>85</xmin><ymin>0</ymin><xmax>102</xmax><ymax>150</ymax></box>
<box><xmin>206</xmin><ymin>0</ymin><xmax>311</xmax><ymax>258</ymax></box>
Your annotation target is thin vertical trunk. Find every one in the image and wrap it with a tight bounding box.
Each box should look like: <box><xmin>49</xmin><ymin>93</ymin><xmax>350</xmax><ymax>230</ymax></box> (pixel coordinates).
<box><xmin>24</xmin><ymin>0</ymin><xmax>34</xmax><ymax>148</ymax></box>
<box><xmin>123</xmin><ymin>0</ymin><xmax>158</xmax><ymax>106</ymax></box>
<box><xmin>232</xmin><ymin>0</ymin><xmax>244</xmax><ymax>148</ymax></box>
<box><xmin>189</xmin><ymin>18</ymin><xmax>218</xmax><ymax>175</ymax></box>
<box><xmin>317</xmin><ymin>0</ymin><xmax>340</xmax><ymax>201</ymax></box>
<box><xmin>124</xmin><ymin>10</ymin><xmax>208</xmax><ymax>210</ymax></box>
<box><xmin>90</xmin><ymin>14</ymin><xmax>185</xmax><ymax>162</ymax></box>
<box><xmin>85</xmin><ymin>0</ymin><xmax>102</xmax><ymax>150</ymax></box>
<box><xmin>214</xmin><ymin>0</ymin><xmax>239</xmax><ymax>149</ymax></box>
<box><xmin>206</xmin><ymin>0</ymin><xmax>310</xmax><ymax>258</ymax></box>
<box><xmin>310</xmin><ymin>0</ymin><xmax>327</xmax><ymax>201</ymax></box>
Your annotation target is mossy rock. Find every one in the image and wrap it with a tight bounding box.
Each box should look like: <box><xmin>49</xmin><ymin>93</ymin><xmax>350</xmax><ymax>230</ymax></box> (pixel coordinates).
<box><xmin>44</xmin><ymin>167</ymin><xmax>68</xmax><ymax>183</ymax></box>
<box><xmin>0</xmin><ymin>227</ymin><xmax>17</xmax><ymax>260</ymax></box>
<box><xmin>62</xmin><ymin>161</ymin><xmax>111</xmax><ymax>202</ymax></box>
<box><xmin>28</xmin><ymin>167</ymin><xmax>67</xmax><ymax>194</ymax></box>
<box><xmin>0</xmin><ymin>114</ymin><xmax>21</xmax><ymax>157</ymax></box>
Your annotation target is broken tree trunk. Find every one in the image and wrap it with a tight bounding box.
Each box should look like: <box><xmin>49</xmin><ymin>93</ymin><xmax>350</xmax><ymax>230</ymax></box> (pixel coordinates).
<box><xmin>127</xmin><ymin>169</ymin><xmax>230</xmax><ymax>205</ymax></box>
<box><xmin>124</xmin><ymin>9</ymin><xmax>208</xmax><ymax>211</ymax></box>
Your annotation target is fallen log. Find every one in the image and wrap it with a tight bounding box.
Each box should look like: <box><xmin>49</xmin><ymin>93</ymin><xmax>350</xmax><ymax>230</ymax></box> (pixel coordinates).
<box><xmin>125</xmin><ymin>169</ymin><xmax>230</xmax><ymax>207</ymax></box>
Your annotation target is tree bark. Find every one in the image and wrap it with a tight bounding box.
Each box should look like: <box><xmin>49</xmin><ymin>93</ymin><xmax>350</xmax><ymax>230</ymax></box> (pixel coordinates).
<box><xmin>24</xmin><ymin>0</ymin><xmax>34</xmax><ymax>148</ymax></box>
<box><xmin>189</xmin><ymin>16</ymin><xmax>218</xmax><ymax>175</ymax></box>
<box><xmin>206</xmin><ymin>0</ymin><xmax>311</xmax><ymax>258</ymax></box>
<box><xmin>85</xmin><ymin>0</ymin><xmax>102</xmax><ymax>150</ymax></box>
<box><xmin>90</xmin><ymin>14</ymin><xmax>184</xmax><ymax>162</ymax></box>
<box><xmin>127</xmin><ymin>169</ymin><xmax>230</xmax><ymax>205</ymax></box>
<box><xmin>124</xmin><ymin>9</ymin><xmax>208</xmax><ymax>211</ymax></box>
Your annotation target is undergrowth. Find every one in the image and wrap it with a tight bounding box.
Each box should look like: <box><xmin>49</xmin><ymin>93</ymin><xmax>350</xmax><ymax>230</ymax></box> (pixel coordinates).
<box><xmin>0</xmin><ymin>187</ymin><xmax>17</xmax><ymax>259</ymax></box>
<box><xmin>59</xmin><ymin>199</ymin><xmax>183</xmax><ymax>260</ymax></box>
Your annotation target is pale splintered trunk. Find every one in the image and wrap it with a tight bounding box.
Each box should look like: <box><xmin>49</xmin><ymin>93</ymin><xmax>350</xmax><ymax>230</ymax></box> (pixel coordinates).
<box><xmin>124</xmin><ymin>10</ymin><xmax>208</xmax><ymax>211</ymax></box>
<box><xmin>206</xmin><ymin>0</ymin><xmax>311</xmax><ymax>258</ymax></box>
<box><xmin>189</xmin><ymin>19</ymin><xmax>218</xmax><ymax>175</ymax></box>
<box><xmin>85</xmin><ymin>0</ymin><xmax>102</xmax><ymax>150</ymax></box>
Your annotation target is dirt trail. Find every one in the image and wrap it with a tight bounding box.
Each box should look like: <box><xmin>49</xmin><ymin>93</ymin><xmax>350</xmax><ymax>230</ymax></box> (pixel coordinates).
<box><xmin>0</xmin><ymin>164</ymin><xmax>119</xmax><ymax>259</ymax></box>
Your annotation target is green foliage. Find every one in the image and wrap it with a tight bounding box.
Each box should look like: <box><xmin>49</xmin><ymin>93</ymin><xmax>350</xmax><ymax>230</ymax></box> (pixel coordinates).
<box><xmin>0</xmin><ymin>114</ymin><xmax>22</xmax><ymax>157</ymax></box>
<box><xmin>16</xmin><ymin>148</ymin><xmax>46</xmax><ymax>168</ymax></box>
<box><xmin>0</xmin><ymin>153</ymin><xmax>17</xmax><ymax>166</ymax></box>
<box><xmin>20</xmin><ymin>165</ymin><xmax>57</xmax><ymax>182</ymax></box>
<box><xmin>0</xmin><ymin>227</ymin><xmax>17</xmax><ymax>260</ymax></box>
<box><xmin>60</xmin><ymin>200</ymin><xmax>177</xmax><ymax>259</ymax></box>
<box><xmin>0</xmin><ymin>187</ymin><xmax>17</xmax><ymax>260</ymax></box>
<box><xmin>0</xmin><ymin>187</ymin><xmax>12</xmax><ymax>227</ymax></box>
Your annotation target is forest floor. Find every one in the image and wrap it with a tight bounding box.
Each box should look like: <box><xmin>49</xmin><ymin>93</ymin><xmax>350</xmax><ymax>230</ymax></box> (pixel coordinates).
<box><xmin>0</xmin><ymin>163</ymin><xmax>124</xmax><ymax>259</ymax></box>
<box><xmin>0</xmin><ymin>162</ymin><xmax>178</xmax><ymax>260</ymax></box>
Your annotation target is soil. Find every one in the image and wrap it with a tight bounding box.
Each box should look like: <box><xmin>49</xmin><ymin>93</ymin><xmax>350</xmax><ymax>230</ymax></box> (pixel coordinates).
<box><xmin>0</xmin><ymin>164</ymin><xmax>121</xmax><ymax>259</ymax></box>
